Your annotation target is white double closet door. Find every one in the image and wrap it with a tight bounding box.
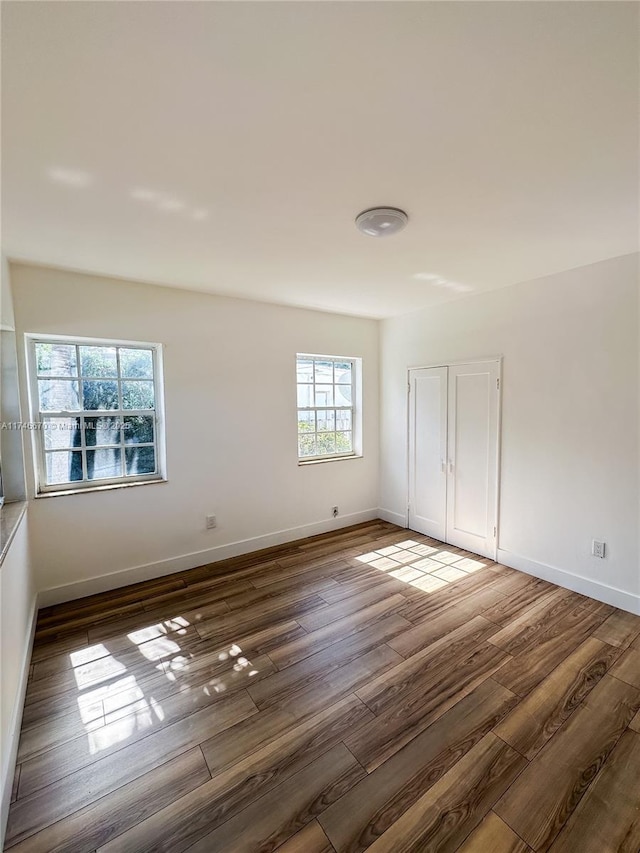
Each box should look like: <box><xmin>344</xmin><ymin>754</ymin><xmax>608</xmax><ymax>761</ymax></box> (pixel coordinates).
<box><xmin>408</xmin><ymin>360</ymin><xmax>500</xmax><ymax>559</ymax></box>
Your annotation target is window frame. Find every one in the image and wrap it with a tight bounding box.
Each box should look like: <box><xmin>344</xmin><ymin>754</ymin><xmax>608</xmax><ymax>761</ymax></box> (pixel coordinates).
<box><xmin>25</xmin><ymin>334</ymin><xmax>167</xmax><ymax>496</ymax></box>
<box><xmin>296</xmin><ymin>353</ymin><xmax>360</xmax><ymax>463</ymax></box>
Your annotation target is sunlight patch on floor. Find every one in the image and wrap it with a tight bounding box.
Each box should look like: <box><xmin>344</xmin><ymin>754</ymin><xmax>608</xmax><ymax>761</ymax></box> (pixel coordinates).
<box><xmin>389</xmin><ymin>566</ymin><xmax>424</xmax><ymax>583</ymax></box>
<box><xmin>68</xmin><ymin>615</ymin><xmax>266</xmax><ymax>758</ymax></box>
<box><xmin>76</xmin><ymin>690</ymin><xmax>108</xmax><ymax>727</ymax></box>
<box><xmin>86</xmin><ymin>699</ymin><xmax>155</xmax><ymax>754</ymax></box>
<box><xmin>433</xmin><ymin>566</ymin><xmax>468</xmax><ymax>583</ymax></box>
<box><xmin>217</xmin><ymin>643</ymin><xmax>242</xmax><ymax>662</ymax></box>
<box><xmin>411</xmin><ymin>557</ymin><xmax>441</xmax><ymax>571</ymax></box>
<box><xmin>410</xmin><ymin>574</ymin><xmax>449</xmax><ymax>592</ymax></box>
<box><xmin>72</xmin><ymin>654</ymin><xmax>128</xmax><ymax>690</ymax></box>
<box><xmin>127</xmin><ymin>616</ymin><xmax>190</xmax><ymax>645</ymax></box>
<box><xmin>136</xmin><ymin>636</ymin><xmax>182</xmax><ymax>661</ymax></box>
<box><xmin>69</xmin><ymin>644</ymin><xmax>112</xmax><ymax>668</ymax></box>
<box><xmin>356</xmin><ymin>539</ymin><xmax>487</xmax><ymax>592</ymax></box>
<box><xmin>72</xmin><ymin>640</ymin><xmax>172</xmax><ymax>754</ymax></box>
<box><xmin>161</xmin><ymin>641</ymin><xmax>262</xmax><ymax>695</ymax></box>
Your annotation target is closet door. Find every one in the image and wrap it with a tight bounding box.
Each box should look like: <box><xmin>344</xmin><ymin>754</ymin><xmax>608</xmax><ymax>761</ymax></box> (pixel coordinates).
<box><xmin>445</xmin><ymin>361</ymin><xmax>499</xmax><ymax>558</ymax></box>
<box><xmin>408</xmin><ymin>366</ymin><xmax>448</xmax><ymax>540</ymax></box>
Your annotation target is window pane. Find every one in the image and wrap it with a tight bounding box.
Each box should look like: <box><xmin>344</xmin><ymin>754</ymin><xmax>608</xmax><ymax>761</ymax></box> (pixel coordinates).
<box><xmin>86</xmin><ymin>447</ymin><xmax>122</xmax><ymax>480</ymax></box>
<box><xmin>122</xmin><ymin>381</ymin><xmax>155</xmax><ymax>410</ymax></box>
<box><xmin>86</xmin><ymin>417</ymin><xmax>122</xmax><ymax>447</ymax></box>
<box><xmin>36</xmin><ymin>343</ymin><xmax>77</xmax><ymax>377</ymax></box>
<box><xmin>297</xmin><ymin>384</ymin><xmax>313</xmax><ymax>408</ymax></box>
<box><xmin>298</xmin><ymin>435</ymin><xmax>316</xmax><ymax>457</ymax></box>
<box><xmin>296</xmin><ymin>359</ymin><xmax>313</xmax><ymax>383</ymax></box>
<box><xmin>336</xmin><ymin>409</ymin><xmax>352</xmax><ymax>431</ymax></box>
<box><xmin>316</xmin><ymin>433</ymin><xmax>336</xmax><ymax>455</ymax></box>
<box><xmin>80</xmin><ymin>346</ymin><xmax>118</xmax><ymax>378</ymax></box>
<box><xmin>46</xmin><ymin>450</ymin><xmax>83</xmax><ymax>484</ymax></box>
<box><xmin>123</xmin><ymin>415</ymin><xmax>154</xmax><ymax>444</ymax></box>
<box><xmin>120</xmin><ymin>348</ymin><xmax>153</xmax><ymax>379</ymax></box>
<box><xmin>317</xmin><ymin>410</ymin><xmax>335</xmax><ymax>432</ymax></box>
<box><xmin>336</xmin><ymin>431</ymin><xmax>353</xmax><ymax>453</ymax></box>
<box><xmin>314</xmin><ymin>361</ymin><xmax>333</xmax><ymax>383</ymax></box>
<box><xmin>43</xmin><ymin>418</ymin><xmax>82</xmax><ymax>450</ymax></box>
<box><xmin>315</xmin><ymin>384</ymin><xmax>334</xmax><ymax>406</ymax></box>
<box><xmin>82</xmin><ymin>380</ymin><xmax>119</xmax><ymax>410</ymax></box>
<box><xmin>335</xmin><ymin>384</ymin><xmax>352</xmax><ymax>406</ymax></box>
<box><xmin>334</xmin><ymin>362</ymin><xmax>352</xmax><ymax>384</ymax></box>
<box><xmin>38</xmin><ymin>379</ymin><xmax>81</xmax><ymax>412</ymax></box>
<box><xmin>297</xmin><ymin>410</ymin><xmax>315</xmax><ymax>433</ymax></box>
<box><xmin>125</xmin><ymin>446</ymin><xmax>156</xmax><ymax>476</ymax></box>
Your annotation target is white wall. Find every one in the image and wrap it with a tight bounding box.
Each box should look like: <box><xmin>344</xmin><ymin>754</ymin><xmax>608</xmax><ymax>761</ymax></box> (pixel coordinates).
<box><xmin>0</xmin><ymin>259</ymin><xmax>34</xmax><ymax>846</ymax></box>
<box><xmin>0</xmin><ymin>512</ymin><xmax>35</xmax><ymax>844</ymax></box>
<box><xmin>380</xmin><ymin>253</ymin><xmax>640</xmax><ymax>612</ymax></box>
<box><xmin>10</xmin><ymin>264</ymin><xmax>380</xmax><ymax>603</ymax></box>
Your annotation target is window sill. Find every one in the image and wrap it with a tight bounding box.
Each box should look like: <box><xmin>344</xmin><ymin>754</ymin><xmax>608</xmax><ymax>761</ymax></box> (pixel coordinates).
<box><xmin>35</xmin><ymin>477</ymin><xmax>167</xmax><ymax>499</ymax></box>
<box><xmin>0</xmin><ymin>500</ymin><xmax>28</xmax><ymax>568</ymax></box>
<box><xmin>298</xmin><ymin>454</ymin><xmax>363</xmax><ymax>467</ymax></box>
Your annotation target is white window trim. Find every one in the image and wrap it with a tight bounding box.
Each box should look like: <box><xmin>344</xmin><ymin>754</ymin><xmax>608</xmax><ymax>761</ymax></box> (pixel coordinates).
<box><xmin>25</xmin><ymin>334</ymin><xmax>167</xmax><ymax>496</ymax></box>
<box><xmin>296</xmin><ymin>353</ymin><xmax>363</xmax><ymax>464</ymax></box>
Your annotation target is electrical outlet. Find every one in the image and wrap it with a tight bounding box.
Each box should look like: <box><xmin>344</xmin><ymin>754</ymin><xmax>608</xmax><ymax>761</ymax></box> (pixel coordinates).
<box><xmin>206</xmin><ymin>515</ymin><xmax>217</xmax><ymax>530</ymax></box>
<box><xmin>332</xmin><ymin>506</ymin><xmax>339</xmax><ymax>518</ymax></box>
<box><xmin>592</xmin><ymin>539</ymin><xmax>606</xmax><ymax>559</ymax></box>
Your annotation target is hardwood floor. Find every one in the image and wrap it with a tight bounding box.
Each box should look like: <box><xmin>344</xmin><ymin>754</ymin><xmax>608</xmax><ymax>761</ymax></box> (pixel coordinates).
<box><xmin>6</xmin><ymin>520</ymin><xmax>640</xmax><ymax>853</ymax></box>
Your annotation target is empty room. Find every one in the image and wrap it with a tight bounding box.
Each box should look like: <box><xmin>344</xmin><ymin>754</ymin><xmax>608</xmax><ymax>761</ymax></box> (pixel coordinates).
<box><xmin>1</xmin><ymin>1</ymin><xmax>639</xmax><ymax>851</ymax></box>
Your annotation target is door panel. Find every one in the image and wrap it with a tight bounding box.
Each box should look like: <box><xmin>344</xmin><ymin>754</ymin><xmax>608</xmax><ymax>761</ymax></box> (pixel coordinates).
<box><xmin>408</xmin><ymin>367</ymin><xmax>447</xmax><ymax>539</ymax></box>
<box><xmin>446</xmin><ymin>361</ymin><xmax>499</xmax><ymax>558</ymax></box>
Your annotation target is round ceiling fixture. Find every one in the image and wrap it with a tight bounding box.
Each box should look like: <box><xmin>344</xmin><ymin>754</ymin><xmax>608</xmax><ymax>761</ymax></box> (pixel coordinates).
<box><xmin>355</xmin><ymin>207</ymin><xmax>408</xmax><ymax>237</ymax></box>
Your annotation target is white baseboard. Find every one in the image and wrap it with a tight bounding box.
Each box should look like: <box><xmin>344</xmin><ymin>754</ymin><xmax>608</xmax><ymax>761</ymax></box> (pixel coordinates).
<box><xmin>377</xmin><ymin>507</ymin><xmax>407</xmax><ymax>528</ymax></box>
<box><xmin>38</xmin><ymin>509</ymin><xmax>381</xmax><ymax>607</ymax></box>
<box><xmin>1</xmin><ymin>595</ymin><xmax>37</xmax><ymax>849</ymax></box>
<box><xmin>497</xmin><ymin>549</ymin><xmax>640</xmax><ymax>616</ymax></box>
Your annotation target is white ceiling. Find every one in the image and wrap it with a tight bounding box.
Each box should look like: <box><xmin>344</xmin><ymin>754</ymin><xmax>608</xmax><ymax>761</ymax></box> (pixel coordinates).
<box><xmin>2</xmin><ymin>1</ymin><xmax>638</xmax><ymax>319</ymax></box>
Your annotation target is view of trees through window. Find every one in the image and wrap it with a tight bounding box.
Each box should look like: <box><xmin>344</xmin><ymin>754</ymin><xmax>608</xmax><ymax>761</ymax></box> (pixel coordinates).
<box><xmin>296</xmin><ymin>355</ymin><xmax>354</xmax><ymax>459</ymax></box>
<box><xmin>32</xmin><ymin>341</ymin><xmax>161</xmax><ymax>488</ymax></box>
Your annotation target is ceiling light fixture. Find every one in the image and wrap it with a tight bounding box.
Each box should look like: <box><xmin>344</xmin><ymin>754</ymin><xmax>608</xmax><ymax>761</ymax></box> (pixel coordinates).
<box><xmin>355</xmin><ymin>207</ymin><xmax>408</xmax><ymax>237</ymax></box>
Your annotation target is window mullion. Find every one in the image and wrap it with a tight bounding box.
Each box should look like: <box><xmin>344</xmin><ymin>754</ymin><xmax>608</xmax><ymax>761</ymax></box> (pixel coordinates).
<box><xmin>77</xmin><ymin>343</ymin><xmax>86</xmax><ymax>481</ymax></box>
<box><xmin>76</xmin><ymin>344</ymin><xmax>83</xmax><ymax>408</ymax></box>
<box><xmin>115</xmin><ymin>348</ymin><xmax>126</xmax><ymax>478</ymax></box>
<box><xmin>80</xmin><ymin>414</ymin><xmax>88</xmax><ymax>481</ymax></box>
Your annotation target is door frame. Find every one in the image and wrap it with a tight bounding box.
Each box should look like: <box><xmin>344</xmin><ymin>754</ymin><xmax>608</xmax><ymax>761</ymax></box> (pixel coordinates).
<box><xmin>406</xmin><ymin>356</ymin><xmax>503</xmax><ymax>559</ymax></box>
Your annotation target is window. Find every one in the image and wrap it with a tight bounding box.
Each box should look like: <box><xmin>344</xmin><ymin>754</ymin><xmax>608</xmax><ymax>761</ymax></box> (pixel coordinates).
<box><xmin>27</xmin><ymin>336</ymin><xmax>165</xmax><ymax>494</ymax></box>
<box><xmin>296</xmin><ymin>354</ymin><xmax>359</xmax><ymax>461</ymax></box>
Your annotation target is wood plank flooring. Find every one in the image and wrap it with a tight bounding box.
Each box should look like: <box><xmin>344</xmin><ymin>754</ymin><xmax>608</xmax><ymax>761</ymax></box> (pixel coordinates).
<box><xmin>6</xmin><ymin>520</ymin><xmax>640</xmax><ymax>853</ymax></box>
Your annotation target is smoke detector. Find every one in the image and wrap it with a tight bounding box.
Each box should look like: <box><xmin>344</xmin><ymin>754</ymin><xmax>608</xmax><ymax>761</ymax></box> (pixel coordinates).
<box><xmin>355</xmin><ymin>207</ymin><xmax>408</xmax><ymax>237</ymax></box>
